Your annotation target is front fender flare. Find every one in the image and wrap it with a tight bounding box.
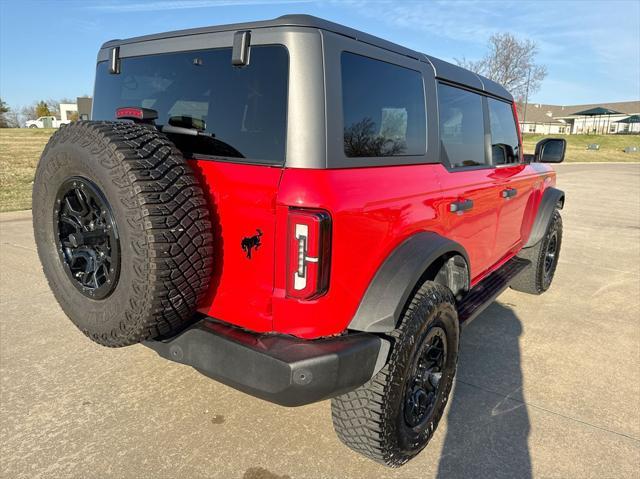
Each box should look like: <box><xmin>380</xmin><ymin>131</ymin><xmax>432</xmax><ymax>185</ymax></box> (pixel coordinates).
<box><xmin>348</xmin><ymin>232</ymin><xmax>469</xmax><ymax>333</ymax></box>
<box><xmin>524</xmin><ymin>187</ymin><xmax>564</xmax><ymax>248</ymax></box>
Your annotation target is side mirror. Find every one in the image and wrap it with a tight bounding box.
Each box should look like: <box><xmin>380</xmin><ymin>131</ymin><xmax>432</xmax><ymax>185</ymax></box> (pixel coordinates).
<box><xmin>492</xmin><ymin>143</ymin><xmax>516</xmax><ymax>165</ymax></box>
<box><xmin>534</xmin><ymin>138</ymin><xmax>566</xmax><ymax>163</ymax></box>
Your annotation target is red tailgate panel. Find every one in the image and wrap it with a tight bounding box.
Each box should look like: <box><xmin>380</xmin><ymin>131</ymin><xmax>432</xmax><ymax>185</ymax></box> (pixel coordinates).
<box><xmin>190</xmin><ymin>159</ymin><xmax>282</xmax><ymax>333</ymax></box>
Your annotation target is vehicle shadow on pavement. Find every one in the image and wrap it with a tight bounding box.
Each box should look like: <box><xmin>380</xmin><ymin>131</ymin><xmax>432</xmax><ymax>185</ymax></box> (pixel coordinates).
<box><xmin>437</xmin><ymin>302</ymin><xmax>532</xmax><ymax>479</ymax></box>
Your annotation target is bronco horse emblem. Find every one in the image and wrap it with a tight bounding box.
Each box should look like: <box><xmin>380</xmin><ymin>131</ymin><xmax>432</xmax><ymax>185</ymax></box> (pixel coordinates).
<box><xmin>241</xmin><ymin>229</ymin><xmax>263</xmax><ymax>259</ymax></box>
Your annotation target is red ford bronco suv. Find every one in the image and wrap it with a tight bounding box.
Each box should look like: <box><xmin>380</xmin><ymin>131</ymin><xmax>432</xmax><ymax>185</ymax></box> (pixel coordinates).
<box><xmin>32</xmin><ymin>15</ymin><xmax>565</xmax><ymax>467</ymax></box>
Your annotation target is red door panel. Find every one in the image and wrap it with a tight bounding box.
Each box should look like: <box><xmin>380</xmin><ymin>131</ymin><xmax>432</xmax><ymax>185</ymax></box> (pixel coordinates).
<box><xmin>435</xmin><ymin>166</ymin><xmax>501</xmax><ymax>283</ymax></box>
<box><xmin>189</xmin><ymin>159</ymin><xmax>283</xmax><ymax>332</ymax></box>
<box><xmin>492</xmin><ymin>165</ymin><xmax>537</xmax><ymax>257</ymax></box>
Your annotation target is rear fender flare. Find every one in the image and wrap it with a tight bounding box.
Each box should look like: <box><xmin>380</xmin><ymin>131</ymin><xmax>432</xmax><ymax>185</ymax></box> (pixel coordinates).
<box><xmin>348</xmin><ymin>232</ymin><xmax>470</xmax><ymax>333</ymax></box>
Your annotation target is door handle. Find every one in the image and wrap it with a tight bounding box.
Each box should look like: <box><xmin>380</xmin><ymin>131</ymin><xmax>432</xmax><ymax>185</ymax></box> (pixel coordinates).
<box><xmin>501</xmin><ymin>188</ymin><xmax>518</xmax><ymax>199</ymax></box>
<box><xmin>450</xmin><ymin>199</ymin><xmax>474</xmax><ymax>213</ymax></box>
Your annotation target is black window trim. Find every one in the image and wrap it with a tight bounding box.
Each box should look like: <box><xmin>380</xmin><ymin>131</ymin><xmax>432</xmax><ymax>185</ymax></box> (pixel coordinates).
<box><xmin>323</xmin><ymin>30</ymin><xmax>440</xmax><ymax>169</ymax></box>
<box><xmin>436</xmin><ymin>80</ymin><xmax>492</xmax><ymax>172</ymax></box>
<box><xmin>183</xmin><ymin>152</ymin><xmax>285</xmax><ymax>167</ymax></box>
<box><xmin>487</xmin><ymin>95</ymin><xmax>524</xmax><ymax>169</ymax></box>
<box><xmin>339</xmin><ymin>50</ymin><xmax>428</xmax><ymax>162</ymax></box>
<box><xmin>436</xmin><ymin>80</ymin><xmax>522</xmax><ymax>173</ymax></box>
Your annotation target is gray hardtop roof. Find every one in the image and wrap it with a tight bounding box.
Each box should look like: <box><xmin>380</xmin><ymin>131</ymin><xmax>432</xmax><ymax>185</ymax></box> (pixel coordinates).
<box><xmin>101</xmin><ymin>14</ymin><xmax>512</xmax><ymax>101</ymax></box>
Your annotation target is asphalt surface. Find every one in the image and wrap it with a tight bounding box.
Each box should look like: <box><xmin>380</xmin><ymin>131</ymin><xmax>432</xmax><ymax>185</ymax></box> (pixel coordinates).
<box><xmin>1</xmin><ymin>163</ymin><xmax>639</xmax><ymax>479</ymax></box>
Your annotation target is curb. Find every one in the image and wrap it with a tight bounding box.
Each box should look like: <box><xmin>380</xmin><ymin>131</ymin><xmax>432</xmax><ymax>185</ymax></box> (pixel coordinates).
<box><xmin>559</xmin><ymin>161</ymin><xmax>640</xmax><ymax>165</ymax></box>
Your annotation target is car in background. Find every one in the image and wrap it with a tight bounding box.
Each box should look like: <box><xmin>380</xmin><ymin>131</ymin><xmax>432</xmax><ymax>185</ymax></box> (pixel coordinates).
<box><xmin>25</xmin><ymin>116</ymin><xmax>69</xmax><ymax>128</ymax></box>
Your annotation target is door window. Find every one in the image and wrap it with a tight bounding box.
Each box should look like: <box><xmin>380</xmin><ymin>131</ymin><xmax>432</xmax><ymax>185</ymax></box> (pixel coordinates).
<box><xmin>437</xmin><ymin>84</ymin><xmax>487</xmax><ymax>168</ymax></box>
<box><xmin>488</xmin><ymin>98</ymin><xmax>520</xmax><ymax>165</ymax></box>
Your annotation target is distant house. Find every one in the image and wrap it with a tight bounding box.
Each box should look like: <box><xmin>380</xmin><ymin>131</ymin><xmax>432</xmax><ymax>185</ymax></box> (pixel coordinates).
<box><xmin>517</xmin><ymin>101</ymin><xmax>640</xmax><ymax>135</ymax></box>
<box><xmin>516</xmin><ymin>105</ymin><xmax>569</xmax><ymax>135</ymax></box>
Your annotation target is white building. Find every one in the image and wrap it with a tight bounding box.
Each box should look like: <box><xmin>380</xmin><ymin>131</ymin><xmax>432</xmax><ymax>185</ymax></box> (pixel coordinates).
<box><xmin>517</xmin><ymin>101</ymin><xmax>640</xmax><ymax>135</ymax></box>
<box><xmin>59</xmin><ymin>103</ymin><xmax>78</xmax><ymax>122</ymax></box>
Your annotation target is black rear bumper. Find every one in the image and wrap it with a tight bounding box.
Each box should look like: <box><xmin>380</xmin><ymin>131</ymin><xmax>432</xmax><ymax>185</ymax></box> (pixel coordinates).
<box><xmin>144</xmin><ymin>317</ymin><xmax>389</xmax><ymax>407</ymax></box>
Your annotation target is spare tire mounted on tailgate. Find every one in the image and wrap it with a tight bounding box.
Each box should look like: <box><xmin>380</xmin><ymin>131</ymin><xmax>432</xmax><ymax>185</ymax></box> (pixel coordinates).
<box><xmin>32</xmin><ymin>121</ymin><xmax>214</xmax><ymax>347</ymax></box>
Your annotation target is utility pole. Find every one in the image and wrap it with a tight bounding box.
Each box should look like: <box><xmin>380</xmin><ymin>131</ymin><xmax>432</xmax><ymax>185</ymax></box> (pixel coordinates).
<box><xmin>522</xmin><ymin>67</ymin><xmax>532</xmax><ymax>129</ymax></box>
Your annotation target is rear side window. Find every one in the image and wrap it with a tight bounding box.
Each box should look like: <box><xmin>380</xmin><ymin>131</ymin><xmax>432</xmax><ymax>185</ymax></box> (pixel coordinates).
<box><xmin>92</xmin><ymin>45</ymin><xmax>288</xmax><ymax>164</ymax></box>
<box><xmin>341</xmin><ymin>52</ymin><xmax>426</xmax><ymax>158</ymax></box>
<box><xmin>488</xmin><ymin>98</ymin><xmax>520</xmax><ymax>165</ymax></box>
<box><xmin>437</xmin><ymin>84</ymin><xmax>486</xmax><ymax>168</ymax></box>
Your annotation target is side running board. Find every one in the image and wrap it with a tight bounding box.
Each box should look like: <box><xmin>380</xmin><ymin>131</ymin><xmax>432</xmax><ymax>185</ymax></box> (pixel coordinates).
<box><xmin>458</xmin><ymin>257</ymin><xmax>531</xmax><ymax>326</ymax></box>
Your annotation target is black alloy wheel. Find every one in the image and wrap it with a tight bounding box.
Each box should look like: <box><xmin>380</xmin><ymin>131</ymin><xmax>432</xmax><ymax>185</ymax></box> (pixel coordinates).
<box><xmin>53</xmin><ymin>177</ymin><xmax>120</xmax><ymax>300</ymax></box>
<box><xmin>331</xmin><ymin>281</ymin><xmax>459</xmax><ymax>467</ymax></box>
<box><xmin>404</xmin><ymin>327</ymin><xmax>448</xmax><ymax>429</ymax></box>
<box><xmin>510</xmin><ymin>209</ymin><xmax>563</xmax><ymax>295</ymax></box>
<box><xmin>543</xmin><ymin>231</ymin><xmax>558</xmax><ymax>283</ymax></box>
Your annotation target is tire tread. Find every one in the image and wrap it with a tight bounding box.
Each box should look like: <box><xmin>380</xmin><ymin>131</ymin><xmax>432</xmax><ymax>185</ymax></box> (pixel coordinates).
<box><xmin>34</xmin><ymin>121</ymin><xmax>214</xmax><ymax>346</ymax></box>
<box><xmin>331</xmin><ymin>282</ymin><xmax>458</xmax><ymax>467</ymax></box>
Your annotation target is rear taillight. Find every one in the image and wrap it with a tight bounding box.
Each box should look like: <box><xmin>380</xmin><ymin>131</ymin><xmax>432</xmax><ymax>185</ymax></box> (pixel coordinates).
<box><xmin>286</xmin><ymin>209</ymin><xmax>331</xmax><ymax>300</ymax></box>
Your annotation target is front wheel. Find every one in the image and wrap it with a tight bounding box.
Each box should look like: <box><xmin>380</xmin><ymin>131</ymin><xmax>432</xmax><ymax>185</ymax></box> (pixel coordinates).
<box><xmin>331</xmin><ymin>282</ymin><xmax>459</xmax><ymax>467</ymax></box>
<box><xmin>511</xmin><ymin>210</ymin><xmax>563</xmax><ymax>295</ymax></box>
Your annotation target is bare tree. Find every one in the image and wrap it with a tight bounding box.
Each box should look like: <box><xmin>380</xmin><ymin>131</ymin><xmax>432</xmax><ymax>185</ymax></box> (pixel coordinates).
<box><xmin>21</xmin><ymin>103</ymin><xmax>37</xmax><ymax>121</ymax></box>
<box><xmin>45</xmin><ymin>98</ymin><xmax>75</xmax><ymax>118</ymax></box>
<box><xmin>344</xmin><ymin>118</ymin><xmax>406</xmax><ymax>157</ymax></box>
<box><xmin>4</xmin><ymin>109</ymin><xmax>21</xmax><ymax>128</ymax></box>
<box><xmin>0</xmin><ymin>98</ymin><xmax>10</xmax><ymax>128</ymax></box>
<box><xmin>456</xmin><ymin>33</ymin><xmax>547</xmax><ymax>101</ymax></box>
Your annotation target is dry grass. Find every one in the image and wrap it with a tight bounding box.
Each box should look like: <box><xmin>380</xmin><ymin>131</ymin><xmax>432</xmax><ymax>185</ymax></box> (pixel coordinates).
<box><xmin>0</xmin><ymin>128</ymin><xmax>638</xmax><ymax>213</ymax></box>
<box><xmin>523</xmin><ymin>133</ymin><xmax>640</xmax><ymax>162</ymax></box>
<box><xmin>0</xmin><ymin>128</ymin><xmax>54</xmax><ymax>213</ymax></box>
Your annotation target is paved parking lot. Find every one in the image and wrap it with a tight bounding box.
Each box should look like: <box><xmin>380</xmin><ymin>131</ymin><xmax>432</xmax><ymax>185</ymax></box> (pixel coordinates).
<box><xmin>1</xmin><ymin>163</ymin><xmax>639</xmax><ymax>479</ymax></box>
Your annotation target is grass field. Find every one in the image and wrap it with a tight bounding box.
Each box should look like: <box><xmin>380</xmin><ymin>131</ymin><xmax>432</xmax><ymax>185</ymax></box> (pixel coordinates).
<box><xmin>522</xmin><ymin>133</ymin><xmax>639</xmax><ymax>163</ymax></box>
<box><xmin>0</xmin><ymin>129</ymin><xmax>55</xmax><ymax>213</ymax></box>
<box><xmin>1</xmin><ymin>128</ymin><xmax>639</xmax><ymax>212</ymax></box>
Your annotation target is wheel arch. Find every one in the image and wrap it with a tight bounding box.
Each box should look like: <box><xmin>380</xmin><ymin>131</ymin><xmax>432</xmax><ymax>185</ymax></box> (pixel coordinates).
<box><xmin>348</xmin><ymin>232</ymin><xmax>470</xmax><ymax>333</ymax></box>
<box><xmin>524</xmin><ymin>186</ymin><xmax>565</xmax><ymax>248</ymax></box>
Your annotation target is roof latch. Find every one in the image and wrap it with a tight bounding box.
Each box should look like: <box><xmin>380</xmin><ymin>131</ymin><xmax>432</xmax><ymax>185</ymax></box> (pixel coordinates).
<box><xmin>109</xmin><ymin>46</ymin><xmax>120</xmax><ymax>75</ymax></box>
<box><xmin>232</xmin><ymin>31</ymin><xmax>251</xmax><ymax>67</ymax></box>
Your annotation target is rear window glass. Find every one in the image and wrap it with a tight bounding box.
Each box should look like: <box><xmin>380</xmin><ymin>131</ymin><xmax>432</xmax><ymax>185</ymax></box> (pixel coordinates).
<box><xmin>341</xmin><ymin>52</ymin><xmax>426</xmax><ymax>158</ymax></box>
<box><xmin>92</xmin><ymin>45</ymin><xmax>288</xmax><ymax>164</ymax></box>
<box><xmin>488</xmin><ymin>98</ymin><xmax>520</xmax><ymax>165</ymax></box>
<box><xmin>437</xmin><ymin>83</ymin><xmax>487</xmax><ymax>168</ymax></box>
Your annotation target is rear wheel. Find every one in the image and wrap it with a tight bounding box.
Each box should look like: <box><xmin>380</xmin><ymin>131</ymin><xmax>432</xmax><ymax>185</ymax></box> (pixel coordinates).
<box><xmin>32</xmin><ymin>121</ymin><xmax>214</xmax><ymax>347</ymax></box>
<box><xmin>511</xmin><ymin>210</ymin><xmax>563</xmax><ymax>294</ymax></box>
<box><xmin>331</xmin><ymin>282</ymin><xmax>459</xmax><ymax>467</ymax></box>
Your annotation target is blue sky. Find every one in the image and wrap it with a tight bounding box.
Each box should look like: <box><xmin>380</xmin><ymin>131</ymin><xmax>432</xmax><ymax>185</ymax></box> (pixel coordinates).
<box><xmin>1</xmin><ymin>0</ymin><xmax>638</xmax><ymax>110</ymax></box>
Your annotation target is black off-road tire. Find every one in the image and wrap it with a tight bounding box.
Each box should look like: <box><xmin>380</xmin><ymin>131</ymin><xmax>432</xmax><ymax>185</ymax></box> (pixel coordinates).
<box><xmin>511</xmin><ymin>210</ymin><xmax>563</xmax><ymax>295</ymax></box>
<box><xmin>331</xmin><ymin>282</ymin><xmax>459</xmax><ymax>467</ymax></box>
<box><xmin>32</xmin><ymin>121</ymin><xmax>214</xmax><ymax>347</ymax></box>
